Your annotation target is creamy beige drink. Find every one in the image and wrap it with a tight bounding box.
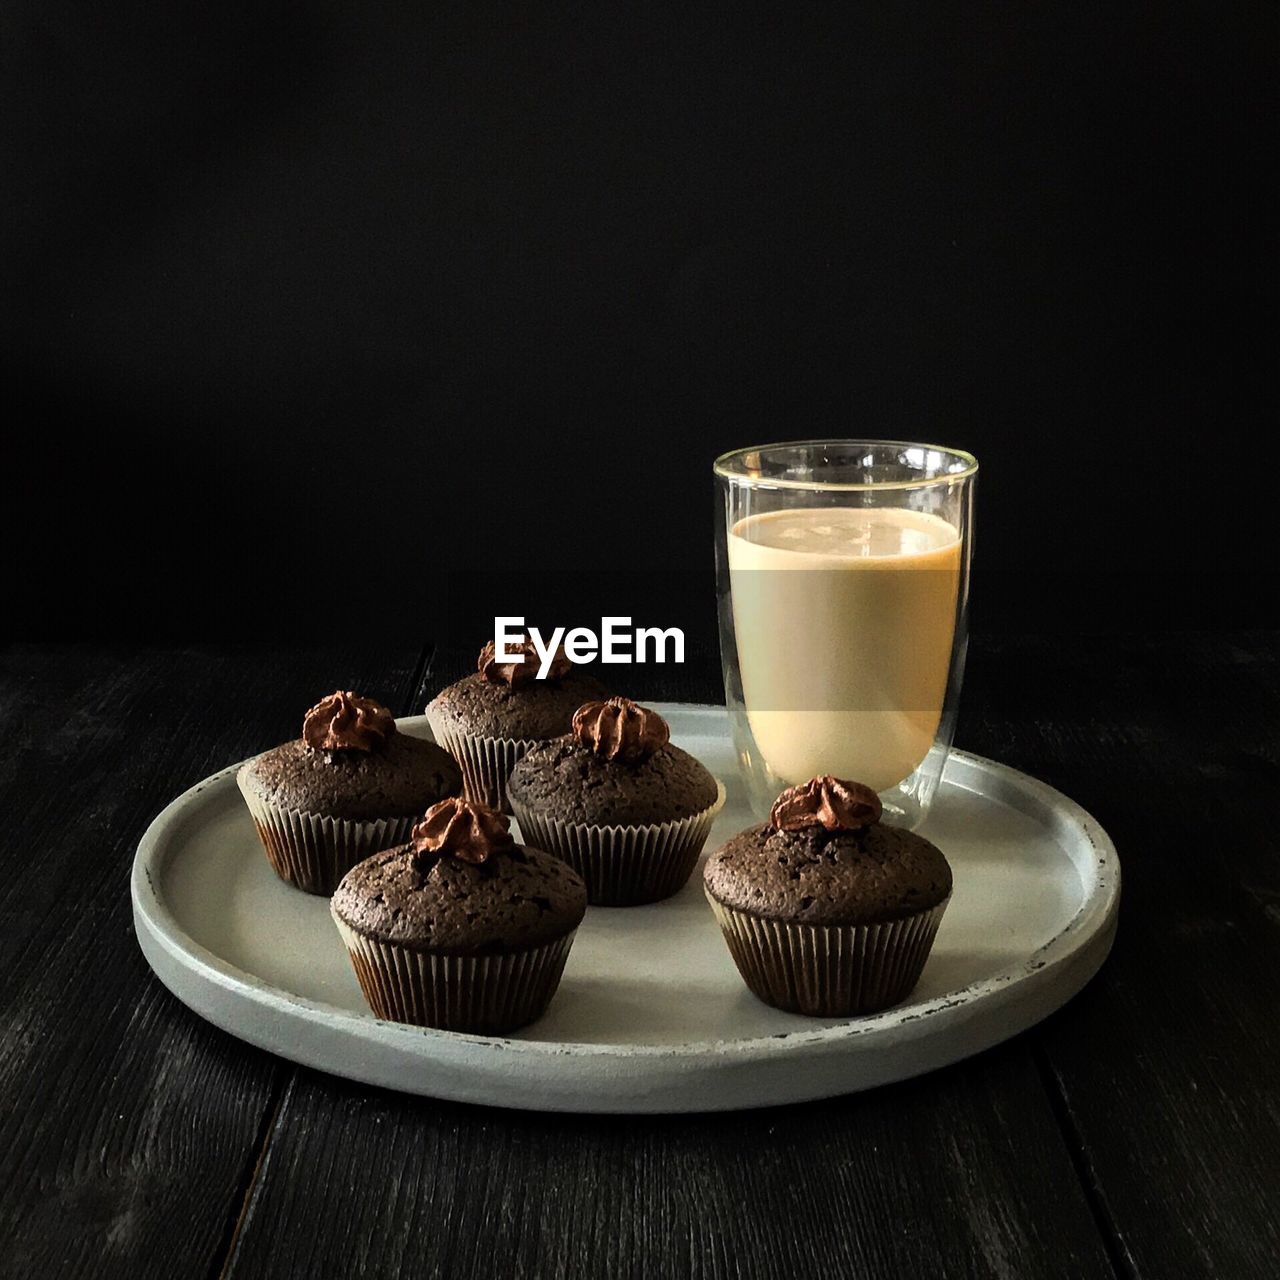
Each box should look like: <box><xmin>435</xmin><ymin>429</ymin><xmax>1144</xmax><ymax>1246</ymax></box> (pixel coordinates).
<box><xmin>727</xmin><ymin>506</ymin><xmax>961</xmax><ymax>793</ymax></box>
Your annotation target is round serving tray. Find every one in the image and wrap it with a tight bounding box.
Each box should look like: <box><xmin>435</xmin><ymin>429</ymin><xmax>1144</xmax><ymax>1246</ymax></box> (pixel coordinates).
<box><xmin>131</xmin><ymin>704</ymin><xmax>1119</xmax><ymax>1113</ymax></box>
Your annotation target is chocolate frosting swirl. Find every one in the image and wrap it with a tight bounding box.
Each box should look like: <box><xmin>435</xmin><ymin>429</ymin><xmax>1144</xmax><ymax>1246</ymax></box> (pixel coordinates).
<box><xmin>478</xmin><ymin>639</ymin><xmax>571</xmax><ymax>688</ymax></box>
<box><xmin>768</xmin><ymin>776</ymin><xmax>882</xmax><ymax>834</ymax></box>
<box><xmin>302</xmin><ymin>691</ymin><xmax>396</xmax><ymax>753</ymax></box>
<box><xmin>572</xmin><ymin>697</ymin><xmax>670</xmax><ymax>764</ymax></box>
<box><xmin>410</xmin><ymin>797</ymin><xmax>515</xmax><ymax>865</ymax></box>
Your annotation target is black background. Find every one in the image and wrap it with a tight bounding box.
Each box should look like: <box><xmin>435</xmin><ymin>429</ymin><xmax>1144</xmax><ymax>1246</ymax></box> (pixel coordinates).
<box><xmin>8</xmin><ymin>3</ymin><xmax>1276</xmax><ymax>640</ymax></box>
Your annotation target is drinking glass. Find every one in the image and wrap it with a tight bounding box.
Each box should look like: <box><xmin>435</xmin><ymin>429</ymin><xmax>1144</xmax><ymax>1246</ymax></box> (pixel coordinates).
<box><xmin>714</xmin><ymin>440</ymin><xmax>977</xmax><ymax>828</ymax></box>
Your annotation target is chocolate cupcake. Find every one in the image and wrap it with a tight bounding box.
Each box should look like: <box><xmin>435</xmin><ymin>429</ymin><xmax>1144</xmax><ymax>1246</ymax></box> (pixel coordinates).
<box><xmin>331</xmin><ymin>797</ymin><xmax>587</xmax><ymax>1032</ymax></box>
<box><xmin>704</xmin><ymin>776</ymin><xmax>951</xmax><ymax>1016</ymax></box>
<box><xmin>238</xmin><ymin>691</ymin><xmax>462</xmax><ymax>895</ymax></box>
<box><xmin>507</xmin><ymin>698</ymin><xmax>725</xmax><ymax>906</ymax></box>
<box><xmin>425</xmin><ymin>639</ymin><xmax>608</xmax><ymax>812</ymax></box>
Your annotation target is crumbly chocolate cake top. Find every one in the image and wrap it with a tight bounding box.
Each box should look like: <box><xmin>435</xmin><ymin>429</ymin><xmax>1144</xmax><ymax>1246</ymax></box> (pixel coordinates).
<box><xmin>506</xmin><ymin>736</ymin><xmax>719</xmax><ymax>826</ymax></box>
<box><xmin>428</xmin><ymin>669</ymin><xmax>608</xmax><ymax>741</ymax></box>
<box><xmin>703</xmin><ymin>822</ymin><xmax>952</xmax><ymax>926</ymax></box>
<box><xmin>331</xmin><ymin>841</ymin><xmax>586</xmax><ymax>953</ymax></box>
<box><xmin>240</xmin><ymin>732</ymin><xmax>461</xmax><ymax>821</ymax></box>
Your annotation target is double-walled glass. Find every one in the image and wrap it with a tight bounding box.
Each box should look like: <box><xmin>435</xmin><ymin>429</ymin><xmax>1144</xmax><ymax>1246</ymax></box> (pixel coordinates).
<box><xmin>714</xmin><ymin>441</ymin><xmax>977</xmax><ymax>828</ymax></box>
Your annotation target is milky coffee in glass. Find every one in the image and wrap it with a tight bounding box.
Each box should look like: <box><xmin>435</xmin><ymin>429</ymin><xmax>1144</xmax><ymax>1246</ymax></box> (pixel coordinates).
<box><xmin>727</xmin><ymin>506</ymin><xmax>960</xmax><ymax>792</ymax></box>
<box><xmin>715</xmin><ymin>442</ymin><xmax>975</xmax><ymax>826</ymax></box>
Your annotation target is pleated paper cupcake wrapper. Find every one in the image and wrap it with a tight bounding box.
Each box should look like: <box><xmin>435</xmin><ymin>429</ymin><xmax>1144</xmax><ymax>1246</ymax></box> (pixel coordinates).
<box><xmin>424</xmin><ymin>707</ymin><xmax>535</xmax><ymax>813</ymax></box>
<box><xmin>237</xmin><ymin>769</ymin><xmax>417</xmax><ymax>897</ymax></box>
<box><xmin>510</xmin><ymin>781</ymin><xmax>726</xmax><ymax>907</ymax></box>
<box><xmin>332</xmin><ymin>913</ymin><xmax>577</xmax><ymax>1033</ymax></box>
<box><xmin>707</xmin><ymin>894</ymin><xmax>950</xmax><ymax>1017</ymax></box>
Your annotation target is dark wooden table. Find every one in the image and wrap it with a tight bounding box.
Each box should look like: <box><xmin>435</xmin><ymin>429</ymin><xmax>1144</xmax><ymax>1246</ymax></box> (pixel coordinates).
<box><xmin>1</xmin><ymin>634</ymin><xmax>1277</xmax><ymax>1279</ymax></box>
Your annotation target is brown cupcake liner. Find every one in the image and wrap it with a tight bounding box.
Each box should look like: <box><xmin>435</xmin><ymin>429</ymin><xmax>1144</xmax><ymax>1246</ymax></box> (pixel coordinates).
<box><xmin>424</xmin><ymin>706</ymin><xmax>537</xmax><ymax>813</ymax></box>
<box><xmin>706</xmin><ymin>893</ymin><xmax>950</xmax><ymax>1016</ymax></box>
<box><xmin>510</xmin><ymin>781</ymin><xmax>726</xmax><ymax>907</ymax></box>
<box><xmin>331</xmin><ymin>913</ymin><xmax>577</xmax><ymax>1033</ymax></box>
<box><xmin>237</xmin><ymin>769</ymin><xmax>417</xmax><ymax>896</ymax></box>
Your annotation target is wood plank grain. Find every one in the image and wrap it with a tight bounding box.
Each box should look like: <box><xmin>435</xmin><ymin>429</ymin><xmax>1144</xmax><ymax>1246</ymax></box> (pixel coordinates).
<box><xmin>222</xmin><ymin>643</ymin><xmax>1116</xmax><ymax>1280</ymax></box>
<box><xmin>0</xmin><ymin>644</ymin><xmax>425</xmax><ymax>1280</ymax></box>
<box><xmin>225</xmin><ymin>1043</ymin><xmax>1113</xmax><ymax>1280</ymax></box>
<box><xmin>960</xmin><ymin>632</ymin><xmax>1280</xmax><ymax>1280</ymax></box>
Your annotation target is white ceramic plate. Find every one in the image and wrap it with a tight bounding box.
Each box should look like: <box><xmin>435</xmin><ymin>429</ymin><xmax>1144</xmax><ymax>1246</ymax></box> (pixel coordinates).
<box><xmin>131</xmin><ymin>705</ymin><xmax>1119</xmax><ymax>1113</ymax></box>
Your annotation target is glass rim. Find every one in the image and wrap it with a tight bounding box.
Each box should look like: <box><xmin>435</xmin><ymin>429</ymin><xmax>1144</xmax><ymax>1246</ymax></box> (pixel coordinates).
<box><xmin>713</xmin><ymin>438</ymin><xmax>979</xmax><ymax>492</ymax></box>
